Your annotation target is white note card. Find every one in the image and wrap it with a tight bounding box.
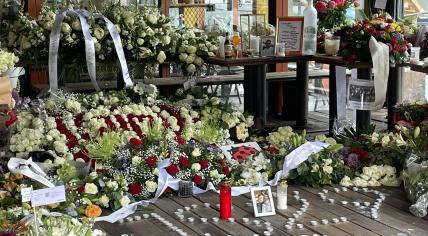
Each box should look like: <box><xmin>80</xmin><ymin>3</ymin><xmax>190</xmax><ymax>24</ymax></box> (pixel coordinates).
<box><xmin>21</xmin><ymin>187</ymin><xmax>33</xmax><ymax>202</ymax></box>
<box><xmin>374</xmin><ymin>0</ymin><xmax>387</xmax><ymax>9</ymax></box>
<box><xmin>31</xmin><ymin>185</ymin><xmax>66</xmax><ymax>207</ymax></box>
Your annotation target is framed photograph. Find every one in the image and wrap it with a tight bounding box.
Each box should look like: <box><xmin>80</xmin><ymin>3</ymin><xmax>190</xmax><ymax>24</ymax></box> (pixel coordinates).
<box><xmin>260</xmin><ymin>36</ymin><xmax>276</xmax><ymax>56</ymax></box>
<box><xmin>250</xmin><ymin>186</ymin><xmax>276</xmax><ymax>217</ymax></box>
<box><xmin>275</xmin><ymin>17</ymin><xmax>304</xmax><ymax>54</ymax></box>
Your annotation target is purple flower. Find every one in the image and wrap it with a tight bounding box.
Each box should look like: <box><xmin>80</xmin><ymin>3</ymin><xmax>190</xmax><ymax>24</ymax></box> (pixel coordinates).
<box><xmin>386</xmin><ymin>43</ymin><xmax>392</xmax><ymax>52</ymax></box>
<box><xmin>347</xmin><ymin>153</ymin><xmax>359</xmax><ymax>169</ymax></box>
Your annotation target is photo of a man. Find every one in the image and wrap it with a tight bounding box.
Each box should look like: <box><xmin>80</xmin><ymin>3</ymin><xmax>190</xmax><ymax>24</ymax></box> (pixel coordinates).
<box><xmin>251</xmin><ymin>186</ymin><xmax>276</xmax><ymax>217</ymax></box>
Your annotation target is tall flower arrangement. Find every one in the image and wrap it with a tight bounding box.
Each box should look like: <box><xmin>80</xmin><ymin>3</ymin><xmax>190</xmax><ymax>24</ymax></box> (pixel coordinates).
<box><xmin>340</xmin><ymin>13</ymin><xmax>410</xmax><ymax>67</ymax></box>
<box><xmin>314</xmin><ymin>0</ymin><xmax>359</xmax><ymax>31</ymax></box>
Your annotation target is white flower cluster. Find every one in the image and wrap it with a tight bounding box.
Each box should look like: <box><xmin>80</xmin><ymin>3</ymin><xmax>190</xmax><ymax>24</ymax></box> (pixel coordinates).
<box><xmin>340</xmin><ymin>165</ymin><xmax>401</xmax><ymax>187</ymax></box>
<box><xmin>267</xmin><ymin>126</ymin><xmax>296</xmax><ymax>154</ymax></box>
<box><xmin>369</xmin><ymin>132</ymin><xmax>406</xmax><ymax>147</ymax></box>
<box><xmin>236</xmin><ymin>154</ymin><xmax>270</xmax><ymax>186</ymax></box>
<box><xmin>0</xmin><ymin>49</ymin><xmax>19</xmax><ymax>74</ymax></box>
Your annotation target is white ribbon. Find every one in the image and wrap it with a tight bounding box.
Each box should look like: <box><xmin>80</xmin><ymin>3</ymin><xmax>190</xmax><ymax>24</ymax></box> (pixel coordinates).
<box><xmin>7</xmin><ymin>158</ymin><xmax>55</xmax><ymax>188</ymax></box>
<box><xmin>369</xmin><ymin>36</ymin><xmax>390</xmax><ymax>110</ymax></box>
<box><xmin>49</xmin><ymin>7</ymin><xmax>100</xmax><ymax>92</ymax></box>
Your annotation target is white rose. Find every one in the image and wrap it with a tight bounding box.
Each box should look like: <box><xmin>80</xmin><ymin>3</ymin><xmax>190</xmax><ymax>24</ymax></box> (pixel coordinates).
<box><xmin>119</xmin><ymin>196</ymin><xmax>131</xmax><ymax>207</ymax></box>
<box><xmin>186</xmin><ymin>64</ymin><xmax>196</xmax><ymax>73</ymax></box>
<box><xmin>186</xmin><ymin>46</ymin><xmax>197</xmax><ymax>54</ymax></box>
<box><xmin>157</xmin><ymin>51</ymin><xmax>166</xmax><ymax>63</ymax></box>
<box><xmin>194</xmin><ymin>57</ymin><xmax>203</xmax><ymax>66</ymax></box>
<box><xmin>137</xmin><ymin>38</ymin><xmax>145</xmax><ymax>46</ymax></box>
<box><xmin>323</xmin><ymin>165</ymin><xmax>333</xmax><ymax>174</ymax></box>
<box><xmin>89</xmin><ymin>172</ymin><xmax>98</xmax><ymax>180</ymax></box>
<box><xmin>353</xmin><ymin>177</ymin><xmax>368</xmax><ymax>187</ymax></box>
<box><xmin>191</xmin><ymin>163</ymin><xmax>201</xmax><ymax>172</ymax></box>
<box><xmin>84</xmin><ymin>183</ymin><xmax>98</xmax><ymax>194</ymax></box>
<box><xmin>191</xmin><ymin>148</ymin><xmax>201</xmax><ymax>157</ymax></box>
<box><xmin>384</xmin><ymin>165</ymin><xmax>396</xmax><ymax>176</ymax></box>
<box><xmin>179</xmin><ymin>53</ymin><xmax>188</xmax><ymax>62</ymax></box>
<box><xmin>132</xmin><ymin>156</ymin><xmax>142</xmax><ymax>165</ymax></box>
<box><xmin>71</xmin><ymin>20</ymin><xmax>81</xmax><ymax>31</ymax></box>
<box><xmin>162</xmin><ymin>35</ymin><xmax>171</xmax><ymax>45</ymax></box>
<box><xmin>145</xmin><ymin>180</ymin><xmax>157</xmax><ymax>193</ymax></box>
<box><xmin>324</xmin><ymin>158</ymin><xmax>333</xmax><ymax>166</ymax></box>
<box><xmin>147</xmin><ymin>14</ymin><xmax>158</xmax><ymax>24</ymax></box>
<box><xmin>106</xmin><ymin>180</ymin><xmax>118</xmax><ymax>191</ymax></box>
<box><xmin>381</xmin><ymin>135</ymin><xmax>391</xmax><ymax>147</ymax></box>
<box><xmin>99</xmin><ymin>195</ymin><xmax>109</xmax><ymax>207</ymax></box>
<box><xmin>61</xmin><ymin>23</ymin><xmax>71</xmax><ymax>33</ymax></box>
<box><xmin>340</xmin><ymin>176</ymin><xmax>353</xmax><ymax>187</ymax></box>
<box><xmin>93</xmin><ymin>28</ymin><xmax>105</xmax><ymax>40</ymax></box>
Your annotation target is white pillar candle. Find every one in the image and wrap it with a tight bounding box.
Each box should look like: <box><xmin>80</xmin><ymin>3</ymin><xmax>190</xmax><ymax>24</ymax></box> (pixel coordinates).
<box><xmin>276</xmin><ymin>181</ymin><xmax>288</xmax><ymax>210</ymax></box>
<box><xmin>250</xmin><ymin>36</ymin><xmax>260</xmax><ymax>54</ymax></box>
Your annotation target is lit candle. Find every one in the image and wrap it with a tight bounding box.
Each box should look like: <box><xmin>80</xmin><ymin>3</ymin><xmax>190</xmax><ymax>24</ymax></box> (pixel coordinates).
<box><xmin>324</xmin><ymin>36</ymin><xmax>340</xmax><ymax>56</ymax></box>
<box><xmin>276</xmin><ymin>181</ymin><xmax>288</xmax><ymax>210</ymax></box>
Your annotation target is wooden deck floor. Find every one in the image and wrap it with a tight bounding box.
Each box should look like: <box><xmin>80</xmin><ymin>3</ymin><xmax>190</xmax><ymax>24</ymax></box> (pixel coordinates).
<box><xmin>96</xmin><ymin>185</ymin><xmax>428</xmax><ymax>236</ymax></box>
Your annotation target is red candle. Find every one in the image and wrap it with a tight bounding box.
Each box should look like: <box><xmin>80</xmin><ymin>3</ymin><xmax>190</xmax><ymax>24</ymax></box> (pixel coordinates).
<box><xmin>220</xmin><ymin>181</ymin><xmax>232</xmax><ymax>219</ymax></box>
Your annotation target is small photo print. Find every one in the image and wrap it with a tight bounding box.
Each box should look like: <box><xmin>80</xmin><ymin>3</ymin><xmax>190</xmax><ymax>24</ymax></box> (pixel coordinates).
<box><xmin>260</xmin><ymin>36</ymin><xmax>276</xmax><ymax>56</ymax></box>
<box><xmin>250</xmin><ymin>186</ymin><xmax>276</xmax><ymax>217</ymax></box>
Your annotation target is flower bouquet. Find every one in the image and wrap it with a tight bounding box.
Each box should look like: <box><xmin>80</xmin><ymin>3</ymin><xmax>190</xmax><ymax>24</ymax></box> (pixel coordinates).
<box><xmin>393</xmin><ymin>102</ymin><xmax>428</xmax><ymax>128</ymax></box>
<box><xmin>315</xmin><ymin>0</ymin><xmax>360</xmax><ymax>31</ymax></box>
<box><xmin>340</xmin><ymin>13</ymin><xmax>410</xmax><ymax>67</ymax></box>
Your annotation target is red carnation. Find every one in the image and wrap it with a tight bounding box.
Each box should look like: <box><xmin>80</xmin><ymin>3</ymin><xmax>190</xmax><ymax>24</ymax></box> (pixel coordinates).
<box><xmin>223</xmin><ymin>166</ymin><xmax>231</xmax><ymax>176</ymax></box>
<box><xmin>199</xmin><ymin>160</ymin><xmax>209</xmax><ymax>169</ymax></box>
<box><xmin>193</xmin><ymin>175</ymin><xmax>203</xmax><ymax>186</ymax></box>
<box><xmin>166</xmin><ymin>164</ymin><xmax>180</xmax><ymax>176</ymax></box>
<box><xmin>130</xmin><ymin>137</ymin><xmax>143</xmax><ymax>147</ymax></box>
<box><xmin>77</xmin><ymin>186</ymin><xmax>85</xmax><ymax>194</ymax></box>
<box><xmin>178</xmin><ymin>155</ymin><xmax>190</xmax><ymax>168</ymax></box>
<box><xmin>145</xmin><ymin>155</ymin><xmax>157</xmax><ymax>167</ymax></box>
<box><xmin>128</xmin><ymin>183</ymin><xmax>142</xmax><ymax>196</ymax></box>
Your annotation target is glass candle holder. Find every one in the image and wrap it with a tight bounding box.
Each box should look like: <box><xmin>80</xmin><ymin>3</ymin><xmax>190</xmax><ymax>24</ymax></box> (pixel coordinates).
<box><xmin>276</xmin><ymin>181</ymin><xmax>288</xmax><ymax>210</ymax></box>
<box><xmin>277</xmin><ymin>43</ymin><xmax>286</xmax><ymax>56</ymax></box>
<box><xmin>324</xmin><ymin>36</ymin><xmax>340</xmax><ymax>56</ymax></box>
<box><xmin>178</xmin><ymin>180</ymin><xmax>193</xmax><ymax>198</ymax></box>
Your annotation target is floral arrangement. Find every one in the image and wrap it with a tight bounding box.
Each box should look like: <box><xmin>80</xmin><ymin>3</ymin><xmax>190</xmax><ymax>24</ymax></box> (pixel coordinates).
<box><xmin>314</xmin><ymin>0</ymin><xmax>360</xmax><ymax>31</ymax></box>
<box><xmin>0</xmin><ymin>49</ymin><xmax>19</xmax><ymax>74</ymax></box>
<box><xmin>174</xmin><ymin>28</ymin><xmax>218</xmax><ymax>75</ymax></box>
<box><xmin>340</xmin><ymin>13</ymin><xmax>410</xmax><ymax>67</ymax></box>
<box><xmin>393</xmin><ymin>102</ymin><xmax>428</xmax><ymax>128</ymax></box>
<box><xmin>0</xmin><ymin>3</ymin><xmax>217</xmax><ymax>76</ymax></box>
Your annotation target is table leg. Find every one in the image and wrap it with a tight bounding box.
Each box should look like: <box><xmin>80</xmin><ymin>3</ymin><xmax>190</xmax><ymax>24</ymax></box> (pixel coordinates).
<box><xmin>387</xmin><ymin>67</ymin><xmax>401</xmax><ymax>130</ymax></box>
<box><xmin>356</xmin><ymin>68</ymin><xmax>371</xmax><ymax>131</ymax></box>
<box><xmin>295</xmin><ymin>61</ymin><xmax>309</xmax><ymax>128</ymax></box>
<box><xmin>329</xmin><ymin>65</ymin><xmax>337</xmax><ymax>136</ymax></box>
<box><xmin>244</xmin><ymin>65</ymin><xmax>267</xmax><ymax>128</ymax></box>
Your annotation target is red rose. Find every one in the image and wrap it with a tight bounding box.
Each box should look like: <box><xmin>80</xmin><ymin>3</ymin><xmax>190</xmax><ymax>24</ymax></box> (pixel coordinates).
<box><xmin>176</xmin><ymin>134</ymin><xmax>185</xmax><ymax>145</ymax></box>
<box><xmin>178</xmin><ymin>155</ymin><xmax>190</xmax><ymax>168</ymax></box>
<box><xmin>166</xmin><ymin>164</ymin><xmax>180</xmax><ymax>176</ymax></box>
<box><xmin>347</xmin><ymin>54</ymin><xmax>357</xmax><ymax>61</ymax></box>
<box><xmin>217</xmin><ymin>159</ymin><xmax>225</xmax><ymax>166</ymax></box>
<box><xmin>130</xmin><ymin>137</ymin><xmax>143</xmax><ymax>147</ymax></box>
<box><xmin>128</xmin><ymin>183</ymin><xmax>142</xmax><ymax>196</ymax></box>
<box><xmin>145</xmin><ymin>155</ymin><xmax>157</xmax><ymax>167</ymax></box>
<box><xmin>193</xmin><ymin>175</ymin><xmax>203</xmax><ymax>186</ymax></box>
<box><xmin>351</xmin><ymin>148</ymin><xmax>369</xmax><ymax>160</ymax></box>
<box><xmin>199</xmin><ymin>160</ymin><xmax>209</xmax><ymax>169</ymax></box>
<box><xmin>77</xmin><ymin>186</ymin><xmax>85</xmax><ymax>194</ymax></box>
<box><xmin>268</xmin><ymin>146</ymin><xmax>280</xmax><ymax>154</ymax></box>
<box><xmin>223</xmin><ymin>166</ymin><xmax>231</xmax><ymax>176</ymax></box>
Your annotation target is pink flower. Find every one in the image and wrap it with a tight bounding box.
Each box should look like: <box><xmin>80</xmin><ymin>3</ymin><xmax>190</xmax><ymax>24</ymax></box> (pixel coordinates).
<box><xmin>315</xmin><ymin>1</ymin><xmax>327</xmax><ymax>13</ymax></box>
<box><xmin>329</xmin><ymin>0</ymin><xmax>337</xmax><ymax>9</ymax></box>
<box><xmin>354</xmin><ymin>0</ymin><xmax>360</xmax><ymax>7</ymax></box>
<box><xmin>335</xmin><ymin>0</ymin><xmax>345</xmax><ymax>7</ymax></box>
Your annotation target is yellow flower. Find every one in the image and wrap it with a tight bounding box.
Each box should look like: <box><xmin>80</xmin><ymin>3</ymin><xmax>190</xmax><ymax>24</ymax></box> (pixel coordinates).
<box><xmin>85</xmin><ymin>204</ymin><xmax>102</xmax><ymax>218</ymax></box>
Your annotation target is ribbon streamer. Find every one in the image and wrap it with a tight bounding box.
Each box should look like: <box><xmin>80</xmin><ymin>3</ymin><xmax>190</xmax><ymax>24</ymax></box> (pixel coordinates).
<box><xmin>49</xmin><ymin>7</ymin><xmax>100</xmax><ymax>92</ymax></box>
<box><xmin>7</xmin><ymin>158</ymin><xmax>55</xmax><ymax>188</ymax></box>
<box><xmin>369</xmin><ymin>36</ymin><xmax>390</xmax><ymax>110</ymax></box>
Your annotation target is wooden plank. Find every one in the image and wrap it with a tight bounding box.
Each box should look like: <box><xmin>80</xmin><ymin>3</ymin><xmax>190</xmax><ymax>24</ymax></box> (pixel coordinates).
<box><xmin>154</xmin><ymin>197</ymin><xmax>222</xmax><ymax>235</ymax></box>
<box><xmin>294</xmin><ymin>186</ymin><xmax>404</xmax><ymax>235</ymax></box>
<box><xmin>303</xmin><ymin>186</ymin><xmax>428</xmax><ymax>235</ymax></box>
<box><xmin>171</xmin><ymin>194</ymin><xmax>265</xmax><ymax>236</ymax></box>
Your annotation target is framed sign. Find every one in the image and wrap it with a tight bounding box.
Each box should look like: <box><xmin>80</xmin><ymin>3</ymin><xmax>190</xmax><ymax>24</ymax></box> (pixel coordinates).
<box><xmin>275</xmin><ymin>17</ymin><xmax>304</xmax><ymax>54</ymax></box>
<box><xmin>260</xmin><ymin>36</ymin><xmax>276</xmax><ymax>56</ymax></box>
